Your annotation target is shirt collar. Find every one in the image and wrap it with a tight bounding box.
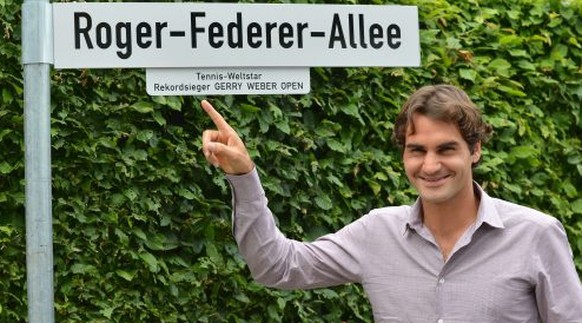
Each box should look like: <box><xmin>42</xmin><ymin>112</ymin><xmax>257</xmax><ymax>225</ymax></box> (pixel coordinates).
<box><xmin>403</xmin><ymin>182</ymin><xmax>505</xmax><ymax>235</ymax></box>
<box><xmin>474</xmin><ymin>183</ymin><xmax>504</xmax><ymax>229</ymax></box>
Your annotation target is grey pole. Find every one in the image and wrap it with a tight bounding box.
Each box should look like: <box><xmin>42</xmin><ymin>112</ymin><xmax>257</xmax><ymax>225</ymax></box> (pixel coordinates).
<box><xmin>22</xmin><ymin>0</ymin><xmax>55</xmax><ymax>322</ymax></box>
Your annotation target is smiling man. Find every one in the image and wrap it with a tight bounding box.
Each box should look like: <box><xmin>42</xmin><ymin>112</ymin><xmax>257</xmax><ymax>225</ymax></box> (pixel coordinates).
<box><xmin>201</xmin><ymin>84</ymin><xmax>582</xmax><ymax>322</ymax></box>
<box><xmin>393</xmin><ymin>86</ymin><xmax>489</xmax><ymax>262</ymax></box>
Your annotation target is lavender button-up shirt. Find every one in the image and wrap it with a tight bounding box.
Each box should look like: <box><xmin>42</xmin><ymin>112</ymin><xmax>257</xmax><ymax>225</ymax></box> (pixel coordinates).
<box><xmin>227</xmin><ymin>169</ymin><xmax>582</xmax><ymax>322</ymax></box>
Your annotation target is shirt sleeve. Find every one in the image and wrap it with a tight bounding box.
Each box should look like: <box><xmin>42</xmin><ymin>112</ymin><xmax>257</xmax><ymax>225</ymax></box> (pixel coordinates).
<box><xmin>533</xmin><ymin>219</ymin><xmax>582</xmax><ymax>322</ymax></box>
<box><xmin>226</xmin><ymin>168</ymin><xmax>361</xmax><ymax>290</ymax></box>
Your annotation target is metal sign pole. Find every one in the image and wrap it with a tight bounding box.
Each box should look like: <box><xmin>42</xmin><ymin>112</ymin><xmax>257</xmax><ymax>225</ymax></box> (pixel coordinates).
<box><xmin>22</xmin><ymin>0</ymin><xmax>55</xmax><ymax>321</ymax></box>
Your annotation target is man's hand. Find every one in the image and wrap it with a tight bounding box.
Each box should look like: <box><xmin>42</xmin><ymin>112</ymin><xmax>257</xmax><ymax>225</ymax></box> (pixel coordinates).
<box><xmin>201</xmin><ymin>100</ymin><xmax>254</xmax><ymax>175</ymax></box>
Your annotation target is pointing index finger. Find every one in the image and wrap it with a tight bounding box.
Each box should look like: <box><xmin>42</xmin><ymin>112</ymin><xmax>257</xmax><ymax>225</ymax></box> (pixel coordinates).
<box><xmin>201</xmin><ymin>100</ymin><xmax>233</xmax><ymax>132</ymax></box>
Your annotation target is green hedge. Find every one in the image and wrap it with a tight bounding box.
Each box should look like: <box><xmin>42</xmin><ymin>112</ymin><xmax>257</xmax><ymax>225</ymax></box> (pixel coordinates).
<box><xmin>1</xmin><ymin>0</ymin><xmax>581</xmax><ymax>321</ymax></box>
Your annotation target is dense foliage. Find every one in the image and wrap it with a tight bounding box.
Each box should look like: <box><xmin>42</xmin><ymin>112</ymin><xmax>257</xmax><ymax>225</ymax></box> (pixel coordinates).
<box><xmin>1</xmin><ymin>0</ymin><xmax>581</xmax><ymax>321</ymax></box>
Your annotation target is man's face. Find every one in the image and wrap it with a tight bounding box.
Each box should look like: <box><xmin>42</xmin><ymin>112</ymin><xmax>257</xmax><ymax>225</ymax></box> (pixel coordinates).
<box><xmin>403</xmin><ymin>114</ymin><xmax>481</xmax><ymax>206</ymax></box>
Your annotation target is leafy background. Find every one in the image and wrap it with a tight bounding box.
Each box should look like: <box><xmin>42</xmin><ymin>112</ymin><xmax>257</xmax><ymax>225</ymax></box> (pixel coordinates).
<box><xmin>1</xmin><ymin>0</ymin><xmax>582</xmax><ymax>321</ymax></box>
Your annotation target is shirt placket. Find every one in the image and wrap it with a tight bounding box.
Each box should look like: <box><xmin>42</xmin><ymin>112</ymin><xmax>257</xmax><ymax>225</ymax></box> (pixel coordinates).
<box><xmin>435</xmin><ymin>271</ymin><xmax>446</xmax><ymax>323</ymax></box>
<box><xmin>413</xmin><ymin>225</ymin><xmax>448</xmax><ymax>322</ymax></box>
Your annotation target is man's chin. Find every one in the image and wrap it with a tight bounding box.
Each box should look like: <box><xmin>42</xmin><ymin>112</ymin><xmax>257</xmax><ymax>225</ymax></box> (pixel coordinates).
<box><xmin>418</xmin><ymin>189</ymin><xmax>451</xmax><ymax>205</ymax></box>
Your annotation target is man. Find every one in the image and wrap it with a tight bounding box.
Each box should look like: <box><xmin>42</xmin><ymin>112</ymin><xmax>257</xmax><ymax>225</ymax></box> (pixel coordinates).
<box><xmin>201</xmin><ymin>84</ymin><xmax>582</xmax><ymax>322</ymax></box>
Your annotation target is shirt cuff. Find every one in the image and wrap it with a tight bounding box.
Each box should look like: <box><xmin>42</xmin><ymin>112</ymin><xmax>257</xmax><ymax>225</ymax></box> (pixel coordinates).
<box><xmin>225</xmin><ymin>167</ymin><xmax>265</xmax><ymax>202</ymax></box>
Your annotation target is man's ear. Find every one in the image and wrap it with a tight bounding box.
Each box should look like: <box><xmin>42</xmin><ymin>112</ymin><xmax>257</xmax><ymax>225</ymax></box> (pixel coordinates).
<box><xmin>471</xmin><ymin>141</ymin><xmax>482</xmax><ymax>164</ymax></box>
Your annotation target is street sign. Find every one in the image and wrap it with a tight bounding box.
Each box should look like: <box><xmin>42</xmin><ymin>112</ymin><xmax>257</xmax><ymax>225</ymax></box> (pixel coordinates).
<box><xmin>146</xmin><ymin>67</ymin><xmax>310</xmax><ymax>95</ymax></box>
<box><xmin>52</xmin><ymin>3</ymin><xmax>420</xmax><ymax>69</ymax></box>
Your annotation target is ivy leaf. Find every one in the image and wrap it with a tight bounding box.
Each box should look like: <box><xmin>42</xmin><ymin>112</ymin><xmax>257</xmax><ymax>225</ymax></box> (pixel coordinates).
<box><xmin>131</xmin><ymin>101</ymin><xmax>154</xmax><ymax>113</ymax></box>
<box><xmin>314</xmin><ymin>195</ymin><xmax>333</xmax><ymax>210</ymax></box>
<box><xmin>488</xmin><ymin>58</ymin><xmax>512</xmax><ymax>77</ymax></box>
<box><xmin>550</xmin><ymin>44</ymin><xmax>569</xmax><ymax>61</ymax></box>
<box><xmin>459</xmin><ymin>69</ymin><xmax>477</xmax><ymax>82</ymax></box>
<box><xmin>572</xmin><ymin>199</ymin><xmax>582</xmax><ymax>215</ymax></box>
<box><xmin>510</xmin><ymin>145</ymin><xmax>537</xmax><ymax>159</ymax></box>
<box><xmin>116</xmin><ymin>270</ymin><xmax>136</xmax><ymax>282</ymax></box>
<box><xmin>100</xmin><ymin>307</ymin><xmax>114</xmax><ymax>319</ymax></box>
<box><xmin>71</xmin><ymin>263</ymin><xmax>97</xmax><ymax>275</ymax></box>
<box><xmin>139</xmin><ymin>252</ymin><xmax>160</xmax><ymax>273</ymax></box>
<box><xmin>0</xmin><ymin>161</ymin><xmax>12</xmax><ymax>174</ymax></box>
<box><xmin>497</xmin><ymin>85</ymin><xmax>526</xmax><ymax>97</ymax></box>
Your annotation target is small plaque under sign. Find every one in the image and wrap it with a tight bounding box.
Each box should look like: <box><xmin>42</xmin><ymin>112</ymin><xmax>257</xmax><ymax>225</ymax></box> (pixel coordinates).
<box><xmin>146</xmin><ymin>67</ymin><xmax>310</xmax><ymax>96</ymax></box>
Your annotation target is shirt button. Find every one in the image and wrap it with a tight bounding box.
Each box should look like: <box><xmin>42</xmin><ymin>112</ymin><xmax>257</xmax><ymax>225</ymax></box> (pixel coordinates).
<box><xmin>439</xmin><ymin>278</ymin><xmax>445</xmax><ymax>284</ymax></box>
<box><xmin>437</xmin><ymin>319</ymin><xmax>444</xmax><ymax>323</ymax></box>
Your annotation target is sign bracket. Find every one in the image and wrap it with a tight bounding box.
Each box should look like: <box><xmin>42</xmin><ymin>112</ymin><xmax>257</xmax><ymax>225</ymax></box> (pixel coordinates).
<box><xmin>22</xmin><ymin>1</ymin><xmax>54</xmax><ymax>65</ymax></box>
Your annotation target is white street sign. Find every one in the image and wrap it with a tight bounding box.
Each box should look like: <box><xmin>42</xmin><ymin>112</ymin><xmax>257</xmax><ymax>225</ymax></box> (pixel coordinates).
<box><xmin>146</xmin><ymin>67</ymin><xmax>310</xmax><ymax>96</ymax></box>
<box><xmin>52</xmin><ymin>3</ymin><xmax>420</xmax><ymax>69</ymax></box>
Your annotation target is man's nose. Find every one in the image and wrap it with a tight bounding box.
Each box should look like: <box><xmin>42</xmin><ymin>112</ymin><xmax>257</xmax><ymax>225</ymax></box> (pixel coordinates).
<box><xmin>422</xmin><ymin>153</ymin><xmax>442</xmax><ymax>174</ymax></box>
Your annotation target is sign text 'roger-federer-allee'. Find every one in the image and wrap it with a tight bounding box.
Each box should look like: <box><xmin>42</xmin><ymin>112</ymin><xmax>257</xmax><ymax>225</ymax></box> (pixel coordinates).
<box><xmin>73</xmin><ymin>11</ymin><xmax>404</xmax><ymax>57</ymax></box>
